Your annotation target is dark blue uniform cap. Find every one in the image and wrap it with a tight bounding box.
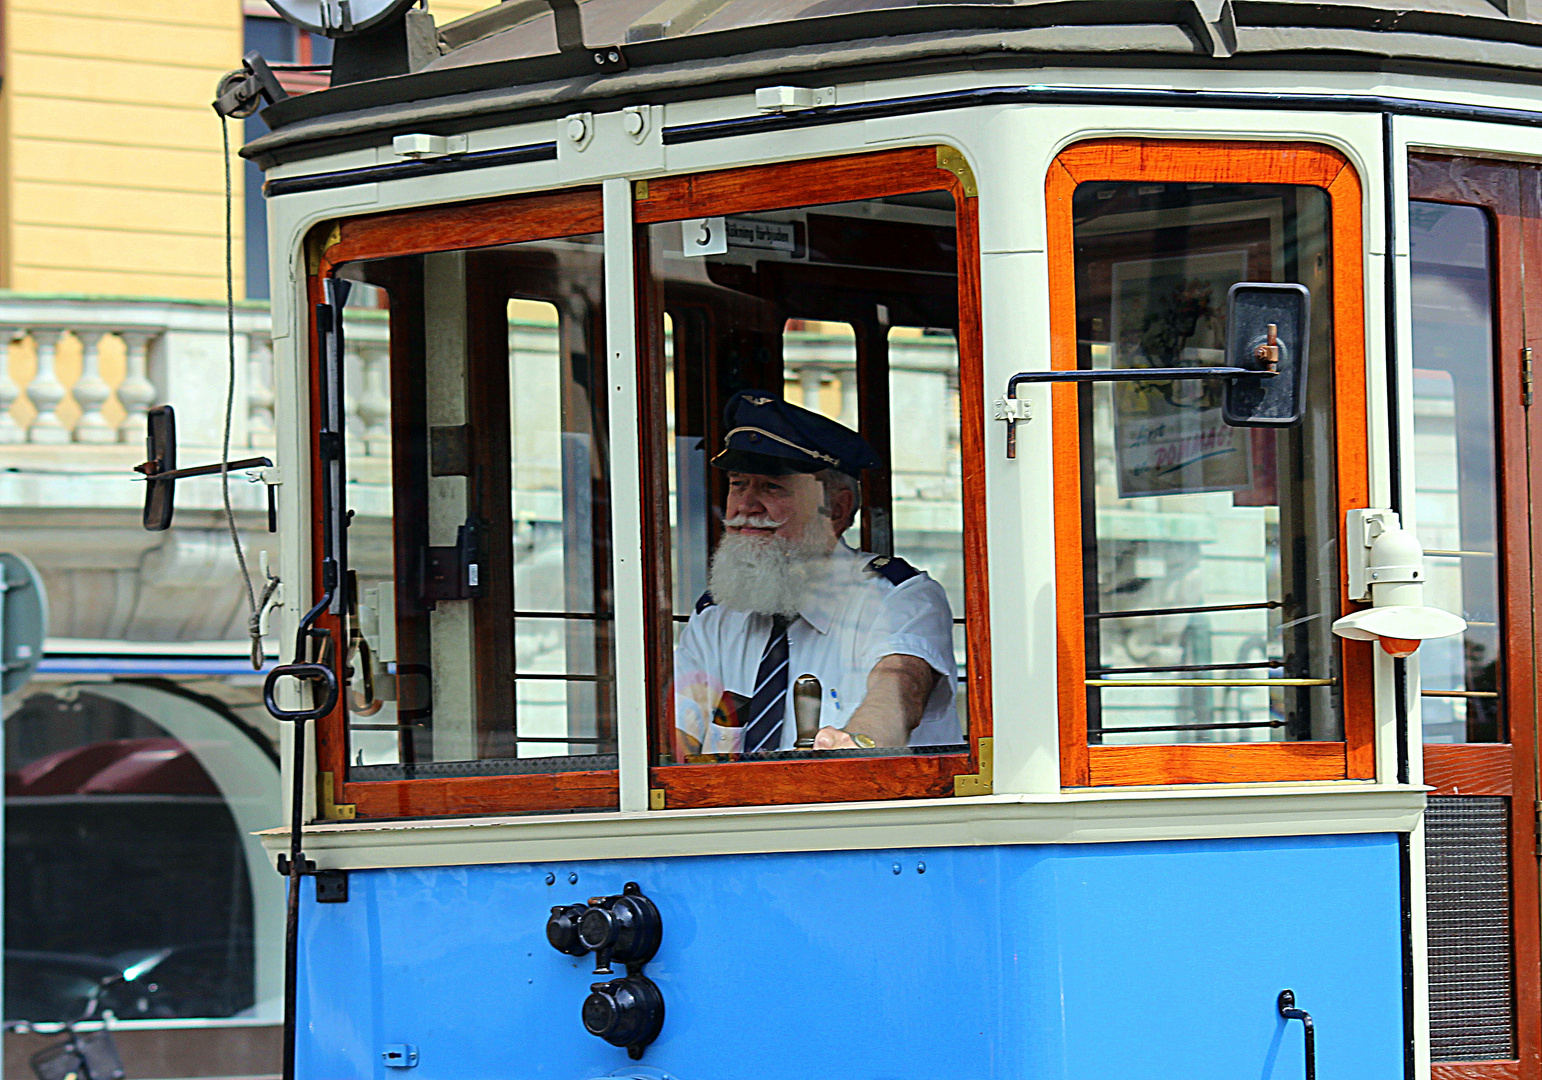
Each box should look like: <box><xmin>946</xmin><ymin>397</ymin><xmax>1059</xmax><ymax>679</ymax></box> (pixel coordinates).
<box><xmin>711</xmin><ymin>390</ymin><xmax>882</xmax><ymax>479</ymax></box>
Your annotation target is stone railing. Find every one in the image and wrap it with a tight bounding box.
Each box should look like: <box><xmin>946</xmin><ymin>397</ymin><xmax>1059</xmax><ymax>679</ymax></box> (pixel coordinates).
<box><xmin>0</xmin><ymin>295</ymin><xmax>388</xmax><ymax>453</ymax></box>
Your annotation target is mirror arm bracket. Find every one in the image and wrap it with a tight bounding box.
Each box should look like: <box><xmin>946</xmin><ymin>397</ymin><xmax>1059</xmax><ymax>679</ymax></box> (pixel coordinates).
<box><xmin>997</xmin><ymin>367</ymin><xmax>1271</xmax><ymax>458</ymax></box>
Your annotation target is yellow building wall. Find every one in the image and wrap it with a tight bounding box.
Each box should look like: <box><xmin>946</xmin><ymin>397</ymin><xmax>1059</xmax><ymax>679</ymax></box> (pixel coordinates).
<box><xmin>5</xmin><ymin>0</ymin><xmax>245</xmax><ymax>299</ymax></box>
<box><xmin>1</xmin><ymin>1</ymin><xmax>496</xmax><ymax>303</ymax></box>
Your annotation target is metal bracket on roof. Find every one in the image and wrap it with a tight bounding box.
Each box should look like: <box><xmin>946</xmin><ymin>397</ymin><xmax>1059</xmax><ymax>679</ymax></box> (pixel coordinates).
<box><xmin>543</xmin><ymin>0</ymin><xmax>627</xmax><ymax>69</ymax></box>
<box><xmin>548</xmin><ymin>0</ymin><xmax>585</xmax><ymax>52</ymax></box>
<box><xmin>437</xmin><ymin>0</ymin><xmax>625</xmax><ymax>68</ymax></box>
<box><xmin>1187</xmin><ymin>0</ymin><xmax>1237</xmax><ymax>58</ymax></box>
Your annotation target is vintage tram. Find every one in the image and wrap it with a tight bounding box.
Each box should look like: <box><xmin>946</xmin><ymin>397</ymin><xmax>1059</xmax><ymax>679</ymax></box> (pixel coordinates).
<box><xmin>216</xmin><ymin>1</ymin><xmax>1542</xmax><ymax>1076</ymax></box>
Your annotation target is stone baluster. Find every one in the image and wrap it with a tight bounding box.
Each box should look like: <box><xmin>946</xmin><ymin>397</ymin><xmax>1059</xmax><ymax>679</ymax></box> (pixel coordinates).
<box><xmin>25</xmin><ymin>329</ymin><xmax>68</xmax><ymax>444</ymax></box>
<box><xmin>357</xmin><ymin>342</ymin><xmax>391</xmax><ymax>455</ymax></box>
<box><xmin>799</xmin><ymin>364</ymin><xmax>826</xmax><ymax>417</ymax></box>
<box><xmin>0</xmin><ymin>329</ymin><xmax>21</xmax><ymax>443</ymax></box>
<box><xmin>72</xmin><ymin>329</ymin><xmax>114</xmax><ymax>443</ymax></box>
<box><xmin>836</xmin><ymin>367</ymin><xmax>859</xmax><ymax>430</ymax></box>
<box><xmin>117</xmin><ymin>330</ymin><xmax>156</xmax><ymax>444</ymax></box>
<box><xmin>247</xmin><ymin>332</ymin><xmax>275</xmax><ymax>446</ymax></box>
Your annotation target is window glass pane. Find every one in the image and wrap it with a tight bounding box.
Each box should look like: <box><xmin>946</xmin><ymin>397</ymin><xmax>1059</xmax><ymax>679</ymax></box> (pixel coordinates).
<box><xmin>1409</xmin><ymin>201</ymin><xmax>1504</xmax><ymax>744</ymax></box>
<box><xmin>339</xmin><ymin>233</ymin><xmax>617</xmax><ymax>785</ymax></box>
<box><xmin>648</xmin><ymin>193</ymin><xmax>970</xmax><ymax>765</ymax></box>
<box><xmin>1072</xmin><ymin>182</ymin><xmax>1339</xmax><ymax>745</ymax></box>
<box><xmin>889</xmin><ymin>326</ymin><xmax>966</xmax><ymax>728</ymax></box>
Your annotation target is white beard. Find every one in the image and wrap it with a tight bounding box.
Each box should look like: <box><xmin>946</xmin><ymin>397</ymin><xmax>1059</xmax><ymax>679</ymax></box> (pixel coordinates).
<box><xmin>707</xmin><ymin>525</ymin><xmax>830</xmax><ymax>618</ymax></box>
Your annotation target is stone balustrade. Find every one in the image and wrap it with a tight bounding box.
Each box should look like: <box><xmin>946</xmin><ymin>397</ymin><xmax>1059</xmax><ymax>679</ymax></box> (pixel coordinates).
<box><xmin>0</xmin><ymin>295</ymin><xmax>388</xmax><ymax>454</ymax></box>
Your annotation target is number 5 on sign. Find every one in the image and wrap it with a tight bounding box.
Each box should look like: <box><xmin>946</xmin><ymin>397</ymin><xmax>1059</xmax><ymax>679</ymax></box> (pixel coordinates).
<box><xmin>682</xmin><ymin>217</ymin><xmax>727</xmax><ymax>256</ymax></box>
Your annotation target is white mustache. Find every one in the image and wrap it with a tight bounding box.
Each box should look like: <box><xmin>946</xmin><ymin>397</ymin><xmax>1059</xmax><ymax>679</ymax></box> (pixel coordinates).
<box><xmin>723</xmin><ymin>514</ymin><xmax>786</xmax><ymax>530</ymax></box>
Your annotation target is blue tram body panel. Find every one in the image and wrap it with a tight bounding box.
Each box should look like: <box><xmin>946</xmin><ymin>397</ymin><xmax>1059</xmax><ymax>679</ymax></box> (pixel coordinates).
<box><xmin>296</xmin><ymin>833</ymin><xmax>1402</xmax><ymax>1080</ymax></box>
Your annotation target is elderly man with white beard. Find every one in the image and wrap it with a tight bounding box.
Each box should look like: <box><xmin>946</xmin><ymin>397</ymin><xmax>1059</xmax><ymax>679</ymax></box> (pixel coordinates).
<box><xmin>673</xmin><ymin>390</ymin><xmax>960</xmax><ymax>759</ymax></box>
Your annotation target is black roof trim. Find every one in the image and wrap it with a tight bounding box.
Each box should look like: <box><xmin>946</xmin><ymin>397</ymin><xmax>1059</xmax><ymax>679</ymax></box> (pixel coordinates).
<box><xmin>264</xmin><ymin>140</ymin><xmax>558</xmax><ymax>197</ymax></box>
<box><xmin>661</xmin><ymin>84</ymin><xmax>1542</xmax><ymax>145</ymax></box>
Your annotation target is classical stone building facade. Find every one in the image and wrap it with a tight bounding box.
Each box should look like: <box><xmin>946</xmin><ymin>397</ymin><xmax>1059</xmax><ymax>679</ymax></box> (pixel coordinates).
<box><xmin>0</xmin><ymin>4</ymin><xmax>478</xmax><ymax>1077</ymax></box>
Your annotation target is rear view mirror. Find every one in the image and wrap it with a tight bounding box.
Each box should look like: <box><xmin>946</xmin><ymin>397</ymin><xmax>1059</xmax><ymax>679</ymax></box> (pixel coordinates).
<box><xmin>1223</xmin><ymin>282</ymin><xmax>1311</xmax><ymax>427</ymax></box>
<box><xmin>133</xmin><ymin>405</ymin><xmax>275</xmax><ymax>533</ymax></box>
<box><xmin>141</xmin><ymin>405</ymin><xmax>176</xmax><ymax>531</ymax></box>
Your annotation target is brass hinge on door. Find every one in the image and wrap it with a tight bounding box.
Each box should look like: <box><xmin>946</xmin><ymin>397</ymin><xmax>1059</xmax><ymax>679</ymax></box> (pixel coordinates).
<box><xmin>1524</xmin><ymin>347</ymin><xmax>1534</xmax><ymax>407</ymax></box>
<box><xmin>1534</xmin><ymin>801</ymin><xmax>1541</xmax><ymax>857</ymax></box>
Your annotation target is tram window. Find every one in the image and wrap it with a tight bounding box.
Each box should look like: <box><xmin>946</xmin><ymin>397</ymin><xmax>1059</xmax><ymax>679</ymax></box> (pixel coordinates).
<box><xmin>642</xmin><ymin>186</ymin><xmax>974</xmax><ymax>777</ymax></box>
<box><xmin>334</xmin><ymin>230</ymin><xmax>618</xmax><ymax>788</ymax></box>
<box><xmin>1070</xmin><ymin>180</ymin><xmax>1341</xmax><ymax>748</ymax></box>
<box><xmin>1408</xmin><ymin>202</ymin><xmax>1504</xmax><ymax>744</ymax></box>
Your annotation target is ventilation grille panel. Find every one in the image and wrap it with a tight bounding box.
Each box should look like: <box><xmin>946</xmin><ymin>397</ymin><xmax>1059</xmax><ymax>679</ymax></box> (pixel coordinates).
<box><xmin>1426</xmin><ymin>796</ymin><xmax>1514</xmax><ymax>1062</ymax></box>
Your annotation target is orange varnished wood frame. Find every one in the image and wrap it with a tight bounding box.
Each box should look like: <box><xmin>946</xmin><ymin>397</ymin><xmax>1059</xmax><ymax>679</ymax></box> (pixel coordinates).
<box><xmin>310</xmin><ymin>187</ymin><xmax>618</xmax><ymax>819</ymax></box>
<box><xmin>1047</xmin><ymin>140</ymin><xmax>1373</xmax><ymax>787</ymax></box>
<box><xmin>1411</xmin><ymin>154</ymin><xmax>1541</xmax><ymax>1080</ymax></box>
<box><xmin>1434</xmin><ymin>1064</ymin><xmax>1523</xmax><ymax>1080</ymax></box>
<box><xmin>635</xmin><ymin>146</ymin><xmax>992</xmax><ymax>809</ymax></box>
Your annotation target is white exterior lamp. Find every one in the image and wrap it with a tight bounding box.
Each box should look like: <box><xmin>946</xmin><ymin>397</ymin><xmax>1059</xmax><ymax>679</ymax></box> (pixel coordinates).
<box><xmin>1331</xmin><ymin>509</ymin><xmax>1466</xmax><ymax>658</ymax></box>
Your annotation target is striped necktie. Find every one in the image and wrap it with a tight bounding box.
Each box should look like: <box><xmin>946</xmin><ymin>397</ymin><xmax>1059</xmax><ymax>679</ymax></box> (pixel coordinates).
<box><xmin>744</xmin><ymin>615</ymin><xmax>792</xmax><ymax>754</ymax></box>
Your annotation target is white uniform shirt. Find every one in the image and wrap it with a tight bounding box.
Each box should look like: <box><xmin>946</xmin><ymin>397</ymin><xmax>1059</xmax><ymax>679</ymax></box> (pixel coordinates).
<box><xmin>673</xmin><ymin>542</ymin><xmax>961</xmax><ymax>751</ymax></box>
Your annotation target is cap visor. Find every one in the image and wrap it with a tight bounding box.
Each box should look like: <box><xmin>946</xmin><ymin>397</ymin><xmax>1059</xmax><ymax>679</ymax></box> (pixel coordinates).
<box><xmin>710</xmin><ymin>448</ymin><xmax>820</xmax><ymax>475</ymax></box>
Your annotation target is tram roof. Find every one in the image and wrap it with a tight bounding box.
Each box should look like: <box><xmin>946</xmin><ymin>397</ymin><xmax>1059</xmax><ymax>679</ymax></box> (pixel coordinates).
<box><xmin>248</xmin><ymin>0</ymin><xmax>1542</xmax><ymax>166</ymax></box>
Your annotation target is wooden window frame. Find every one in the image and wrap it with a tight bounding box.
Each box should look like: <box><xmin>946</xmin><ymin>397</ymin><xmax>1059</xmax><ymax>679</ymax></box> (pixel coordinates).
<box><xmin>308</xmin><ymin>186</ymin><xmax>619</xmax><ymax>819</ymax></box>
<box><xmin>634</xmin><ymin>146</ymin><xmax>993</xmax><ymax>809</ymax></box>
<box><xmin>1048</xmin><ymin>139</ymin><xmax>1374</xmax><ymax>787</ymax></box>
<box><xmin>1408</xmin><ymin>153</ymin><xmax>1541</xmax><ymax>1080</ymax></box>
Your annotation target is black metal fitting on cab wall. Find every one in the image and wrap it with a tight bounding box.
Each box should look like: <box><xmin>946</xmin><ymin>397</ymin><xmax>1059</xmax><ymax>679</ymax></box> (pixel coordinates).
<box><xmin>547</xmin><ymin>882</ymin><xmax>664</xmax><ymax>1059</ymax></box>
<box><xmin>1277</xmin><ymin>989</ymin><xmax>1316</xmax><ymax>1080</ymax></box>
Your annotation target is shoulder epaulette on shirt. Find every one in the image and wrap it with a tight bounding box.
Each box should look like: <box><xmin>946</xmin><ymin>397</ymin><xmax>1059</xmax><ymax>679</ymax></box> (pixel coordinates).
<box><xmin>694</xmin><ymin>591</ymin><xmax>716</xmax><ymax>613</ymax></box>
<box><xmin>866</xmin><ymin>555</ymin><xmax>920</xmax><ymax>585</ymax></box>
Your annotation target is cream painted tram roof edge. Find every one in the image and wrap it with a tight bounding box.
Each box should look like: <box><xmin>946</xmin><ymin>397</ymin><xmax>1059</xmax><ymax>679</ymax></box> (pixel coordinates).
<box><xmin>246</xmin><ymin>0</ymin><xmax>1542</xmax><ymax>168</ymax></box>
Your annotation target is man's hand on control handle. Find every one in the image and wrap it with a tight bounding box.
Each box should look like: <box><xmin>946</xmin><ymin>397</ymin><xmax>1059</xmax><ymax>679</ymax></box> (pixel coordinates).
<box><xmin>812</xmin><ymin>654</ymin><xmax>938</xmax><ymax>749</ymax></box>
